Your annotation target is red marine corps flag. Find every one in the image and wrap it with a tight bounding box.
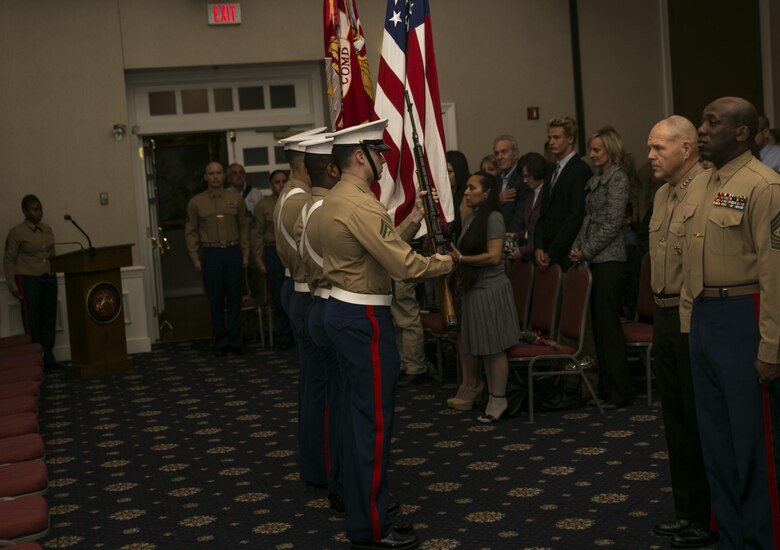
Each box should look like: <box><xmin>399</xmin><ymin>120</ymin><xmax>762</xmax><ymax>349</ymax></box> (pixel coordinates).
<box><xmin>373</xmin><ymin>0</ymin><xmax>454</xmax><ymax>229</ymax></box>
<box><xmin>324</xmin><ymin>0</ymin><xmax>374</xmax><ymax>131</ymax></box>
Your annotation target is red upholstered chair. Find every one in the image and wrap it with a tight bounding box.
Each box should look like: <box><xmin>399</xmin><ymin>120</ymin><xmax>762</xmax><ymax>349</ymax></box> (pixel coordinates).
<box><xmin>507</xmin><ymin>264</ymin><xmax>599</xmax><ymax>421</ymax></box>
<box><xmin>622</xmin><ymin>253</ymin><xmax>654</xmax><ymax>405</ymax></box>
<box><xmin>0</xmin><ymin>433</ymin><xmax>45</xmax><ymax>465</ymax></box>
<box><xmin>0</xmin><ymin>381</ymin><xmax>40</xmax><ymax>401</ymax></box>
<box><xmin>0</xmin><ymin>396</ymin><xmax>38</xmax><ymax>418</ymax></box>
<box><xmin>524</xmin><ymin>263</ymin><xmax>562</xmax><ymax>338</ymax></box>
<box><xmin>0</xmin><ymin>460</ymin><xmax>48</xmax><ymax>498</ymax></box>
<box><xmin>0</xmin><ymin>495</ymin><xmax>50</xmax><ymax>545</ymax></box>
<box><xmin>0</xmin><ymin>353</ymin><xmax>43</xmax><ymax>371</ymax></box>
<box><xmin>0</xmin><ymin>335</ymin><xmax>33</xmax><ymax>348</ymax></box>
<box><xmin>0</xmin><ymin>343</ymin><xmax>43</xmax><ymax>358</ymax></box>
<box><xmin>0</xmin><ymin>366</ymin><xmax>44</xmax><ymax>385</ymax></box>
<box><xmin>509</xmin><ymin>260</ymin><xmax>535</xmax><ymax>330</ymax></box>
<box><xmin>0</xmin><ymin>413</ymin><xmax>39</xmax><ymax>439</ymax></box>
<box><xmin>5</xmin><ymin>542</ymin><xmax>44</xmax><ymax>550</ymax></box>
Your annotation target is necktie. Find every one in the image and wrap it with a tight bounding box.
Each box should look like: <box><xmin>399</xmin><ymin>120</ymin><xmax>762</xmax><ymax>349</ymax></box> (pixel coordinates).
<box><xmin>550</xmin><ymin>163</ymin><xmax>561</xmax><ymax>190</ymax></box>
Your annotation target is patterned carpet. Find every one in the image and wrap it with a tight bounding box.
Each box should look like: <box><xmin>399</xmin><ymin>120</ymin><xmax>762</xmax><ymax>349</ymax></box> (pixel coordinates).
<box><xmin>36</xmin><ymin>340</ymin><xmax>702</xmax><ymax>549</ymax></box>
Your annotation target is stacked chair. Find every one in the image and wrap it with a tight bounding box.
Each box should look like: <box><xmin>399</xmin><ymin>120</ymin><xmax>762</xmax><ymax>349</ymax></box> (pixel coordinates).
<box><xmin>0</xmin><ymin>334</ymin><xmax>50</xmax><ymax>548</ymax></box>
<box><xmin>506</xmin><ymin>264</ymin><xmax>600</xmax><ymax>422</ymax></box>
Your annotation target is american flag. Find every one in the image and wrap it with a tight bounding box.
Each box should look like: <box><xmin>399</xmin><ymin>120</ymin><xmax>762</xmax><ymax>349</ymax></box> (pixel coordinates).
<box><xmin>373</xmin><ymin>0</ymin><xmax>454</xmax><ymax>229</ymax></box>
<box><xmin>324</xmin><ymin>0</ymin><xmax>374</xmax><ymax>131</ymax></box>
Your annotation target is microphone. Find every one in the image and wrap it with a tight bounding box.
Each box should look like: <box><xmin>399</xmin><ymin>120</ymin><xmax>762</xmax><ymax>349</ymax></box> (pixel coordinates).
<box><xmin>63</xmin><ymin>214</ymin><xmax>95</xmax><ymax>256</ymax></box>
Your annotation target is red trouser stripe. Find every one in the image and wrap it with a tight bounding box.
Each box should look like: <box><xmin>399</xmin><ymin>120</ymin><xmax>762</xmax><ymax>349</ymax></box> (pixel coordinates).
<box><xmin>366</xmin><ymin>305</ymin><xmax>384</xmax><ymax>541</ymax></box>
<box><xmin>754</xmin><ymin>293</ymin><xmax>780</xmax><ymax>549</ymax></box>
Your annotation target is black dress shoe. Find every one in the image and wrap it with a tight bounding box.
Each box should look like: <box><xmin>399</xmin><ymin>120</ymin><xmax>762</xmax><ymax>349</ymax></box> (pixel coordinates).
<box><xmin>329</xmin><ymin>494</ymin><xmax>345</xmax><ymax>513</ymax></box>
<box><xmin>397</xmin><ymin>373</ymin><xmax>426</xmax><ymax>387</ymax></box>
<box><xmin>350</xmin><ymin>524</ymin><xmax>419</xmax><ymax>549</ymax></box>
<box><xmin>276</xmin><ymin>341</ymin><xmax>292</xmax><ymax>351</ymax></box>
<box><xmin>305</xmin><ymin>481</ymin><xmax>328</xmax><ymax>493</ymax></box>
<box><xmin>653</xmin><ymin>519</ymin><xmax>689</xmax><ymax>537</ymax></box>
<box><xmin>670</xmin><ymin>526</ymin><xmax>718</xmax><ymax>548</ymax></box>
<box><xmin>388</xmin><ymin>501</ymin><xmax>400</xmax><ymax>516</ymax></box>
<box><xmin>44</xmin><ymin>362</ymin><xmax>63</xmax><ymax>371</ymax></box>
<box><xmin>230</xmin><ymin>345</ymin><xmax>247</xmax><ymax>355</ymax></box>
<box><xmin>214</xmin><ymin>347</ymin><xmax>229</xmax><ymax>357</ymax></box>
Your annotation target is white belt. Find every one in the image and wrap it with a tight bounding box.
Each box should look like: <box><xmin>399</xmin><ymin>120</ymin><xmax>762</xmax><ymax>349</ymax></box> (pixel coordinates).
<box><xmin>284</xmin><ymin>268</ymin><xmax>291</xmax><ymax>277</ymax></box>
<box><xmin>294</xmin><ymin>282</ymin><xmax>310</xmax><ymax>293</ymax></box>
<box><xmin>330</xmin><ymin>287</ymin><xmax>392</xmax><ymax>306</ymax></box>
<box><xmin>314</xmin><ymin>287</ymin><xmax>331</xmax><ymax>299</ymax></box>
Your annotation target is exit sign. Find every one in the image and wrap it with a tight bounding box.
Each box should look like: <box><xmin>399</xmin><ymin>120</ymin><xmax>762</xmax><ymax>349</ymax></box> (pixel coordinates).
<box><xmin>208</xmin><ymin>3</ymin><xmax>241</xmax><ymax>25</ymax></box>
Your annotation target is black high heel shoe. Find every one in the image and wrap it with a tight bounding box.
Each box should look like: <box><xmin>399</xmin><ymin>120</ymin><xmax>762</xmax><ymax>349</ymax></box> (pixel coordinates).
<box><xmin>477</xmin><ymin>394</ymin><xmax>508</xmax><ymax>424</ymax></box>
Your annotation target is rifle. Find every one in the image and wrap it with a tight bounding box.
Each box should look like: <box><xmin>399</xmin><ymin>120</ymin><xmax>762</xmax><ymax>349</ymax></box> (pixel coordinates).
<box><xmin>403</xmin><ymin>91</ymin><xmax>457</xmax><ymax>330</ymax></box>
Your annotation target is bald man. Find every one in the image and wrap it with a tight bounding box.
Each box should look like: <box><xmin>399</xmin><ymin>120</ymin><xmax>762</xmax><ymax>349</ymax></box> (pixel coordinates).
<box><xmin>185</xmin><ymin>162</ymin><xmax>250</xmax><ymax>355</ymax></box>
<box><xmin>682</xmin><ymin>97</ymin><xmax>780</xmax><ymax>549</ymax></box>
<box><xmin>646</xmin><ymin>116</ymin><xmax>714</xmax><ymax>547</ymax></box>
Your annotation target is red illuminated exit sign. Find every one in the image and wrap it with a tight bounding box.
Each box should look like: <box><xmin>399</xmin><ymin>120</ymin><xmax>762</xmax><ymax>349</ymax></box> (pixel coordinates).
<box><xmin>208</xmin><ymin>3</ymin><xmax>241</xmax><ymax>25</ymax></box>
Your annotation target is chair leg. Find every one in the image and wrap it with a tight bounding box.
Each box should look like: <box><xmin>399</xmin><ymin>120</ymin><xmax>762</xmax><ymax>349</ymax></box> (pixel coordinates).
<box><xmin>257</xmin><ymin>308</ymin><xmax>265</xmax><ymax>348</ymax></box>
<box><xmin>645</xmin><ymin>347</ymin><xmax>653</xmax><ymax>406</ymax></box>
<box><xmin>527</xmin><ymin>363</ymin><xmax>535</xmax><ymax>423</ymax></box>
<box><xmin>579</xmin><ymin>370</ymin><xmax>603</xmax><ymax>414</ymax></box>
<box><xmin>267</xmin><ymin>307</ymin><xmax>274</xmax><ymax>348</ymax></box>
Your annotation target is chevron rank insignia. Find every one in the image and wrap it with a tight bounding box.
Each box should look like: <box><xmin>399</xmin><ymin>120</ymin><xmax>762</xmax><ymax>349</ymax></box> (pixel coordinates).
<box><xmin>379</xmin><ymin>219</ymin><xmax>393</xmax><ymax>240</ymax></box>
<box><xmin>771</xmin><ymin>211</ymin><xmax>780</xmax><ymax>251</ymax></box>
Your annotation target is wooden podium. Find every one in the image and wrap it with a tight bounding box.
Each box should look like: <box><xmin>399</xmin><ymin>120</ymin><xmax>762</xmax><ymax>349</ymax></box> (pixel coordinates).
<box><xmin>50</xmin><ymin>245</ymin><xmax>134</xmax><ymax>378</ymax></box>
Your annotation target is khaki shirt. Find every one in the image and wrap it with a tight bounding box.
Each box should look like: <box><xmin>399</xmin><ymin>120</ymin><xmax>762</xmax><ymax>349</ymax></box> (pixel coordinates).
<box><xmin>681</xmin><ymin>150</ymin><xmax>780</xmax><ymax>362</ymax></box>
<box><xmin>301</xmin><ymin>188</ymin><xmax>423</xmax><ymax>293</ymax></box>
<box><xmin>274</xmin><ymin>178</ymin><xmax>311</xmax><ymax>283</ymax></box>
<box><xmin>649</xmin><ymin>164</ymin><xmax>709</xmax><ymax>298</ymax></box>
<box><xmin>252</xmin><ymin>195</ymin><xmax>277</xmax><ymax>268</ymax></box>
<box><xmin>300</xmin><ymin>187</ymin><xmax>330</xmax><ymax>292</ymax></box>
<box><xmin>321</xmin><ymin>172</ymin><xmax>450</xmax><ymax>295</ymax></box>
<box><xmin>184</xmin><ymin>188</ymin><xmax>249</xmax><ymax>264</ymax></box>
<box><xmin>3</xmin><ymin>221</ymin><xmax>55</xmax><ymax>293</ymax></box>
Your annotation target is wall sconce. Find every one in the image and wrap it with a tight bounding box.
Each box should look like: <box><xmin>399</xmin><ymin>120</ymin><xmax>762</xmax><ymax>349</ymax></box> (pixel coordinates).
<box><xmin>112</xmin><ymin>124</ymin><xmax>127</xmax><ymax>141</ymax></box>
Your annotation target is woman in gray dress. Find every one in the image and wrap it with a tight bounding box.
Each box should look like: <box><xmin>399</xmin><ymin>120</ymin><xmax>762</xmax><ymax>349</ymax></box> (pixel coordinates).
<box><xmin>448</xmin><ymin>172</ymin><xmax>520</xmax><ymax>422</ymax></box>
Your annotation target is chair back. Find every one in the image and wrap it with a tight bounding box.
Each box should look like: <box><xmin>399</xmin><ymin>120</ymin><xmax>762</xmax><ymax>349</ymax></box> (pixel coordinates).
<box><xmin>636</xmin><ymin>253</ymin><xmax>654</xmax><ymax>319</ymax></box>
<box><xmin>527</xmin><ymin>263</ymin><xmax>562</xmax><ymax>335</ymax></box>
<box><xmin>557</xmin><ymin>264</ymin><xmax>592</xmax><ymax>347</ymax></box>
<box><xmin>509</xmin><ymin>260</ymin><xmax>535</xmax><ymax>330</ymax></box>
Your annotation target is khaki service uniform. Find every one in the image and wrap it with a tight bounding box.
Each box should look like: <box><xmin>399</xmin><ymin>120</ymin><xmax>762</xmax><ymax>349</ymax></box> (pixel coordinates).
<box><xmin>253</xmin><ymin>194</ymin><xmax>293</xmax><ymax>346</ymax></box>
<box><xmin>320</xmin><ymin>172</ymin><xmax>450</xmax><ymax>543</ymax></box>
<box><xmin>275</xmin><ymin>177</ymin><xmax>327</xmax><ymax>488</ymax></box>
<box><xmin>648</xmin><ymin>163</ymin><xmax>711</xmax><ymax>530</ymax></box>
<box><xmin>184</xmin><ymin>188</ymin><xmax>249</xmax><ymax>350</ymax></box>
<box><xmin>3</xmin><ymin>220</ymin><xmax>58</xmax><ymax>366</ymax></box>
<box><xmin>681</xmin><ymin>150</ymin><xmax>780</xmax><ymax>548</ymax></box>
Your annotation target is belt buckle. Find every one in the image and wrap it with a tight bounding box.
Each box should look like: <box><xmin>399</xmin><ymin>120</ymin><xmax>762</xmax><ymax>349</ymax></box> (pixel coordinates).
<box><xmin>718</xmin><ymin>287</ymin><xmax>728</xmax><ymax>300</ymax></box>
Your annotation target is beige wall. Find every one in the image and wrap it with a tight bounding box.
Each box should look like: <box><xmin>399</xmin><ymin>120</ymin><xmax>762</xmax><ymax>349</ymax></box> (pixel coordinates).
<box><xmin>579</xmin><ymin>0</ymin><xmax>668</xmax><ymax>166</ymax></box>
<box><xmin>0</xmin><ymin>0</ymin><xmax>716</xmax><ymax>276</ymax></box>
<box><xmin>1</xmin><ymin>1</ymin><xmax>137</xmax><ymax>257</ymax></box>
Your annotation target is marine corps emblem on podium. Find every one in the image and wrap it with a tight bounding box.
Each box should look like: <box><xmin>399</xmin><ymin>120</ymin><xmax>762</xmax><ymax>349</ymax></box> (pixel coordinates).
<box><xmin>86</xmin><ymin>282</ymin><xmax>123</xmax><ymax>324</ymax></box>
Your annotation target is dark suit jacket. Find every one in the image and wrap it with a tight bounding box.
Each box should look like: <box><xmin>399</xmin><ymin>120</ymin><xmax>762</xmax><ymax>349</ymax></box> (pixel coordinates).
<box><xmin>533</xmin><ymin>155</ymin><xmax>592</xmax><ymax>270</ymax></box>
<box><xmin>510</xmin><ymin>188</ymin><xmax>543</xmax><ymax>260</ymax></box>
<box><xmin>499</xmin><ymin>165</ymin><xmax>529</xmax><ymax>233</ymax></box>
